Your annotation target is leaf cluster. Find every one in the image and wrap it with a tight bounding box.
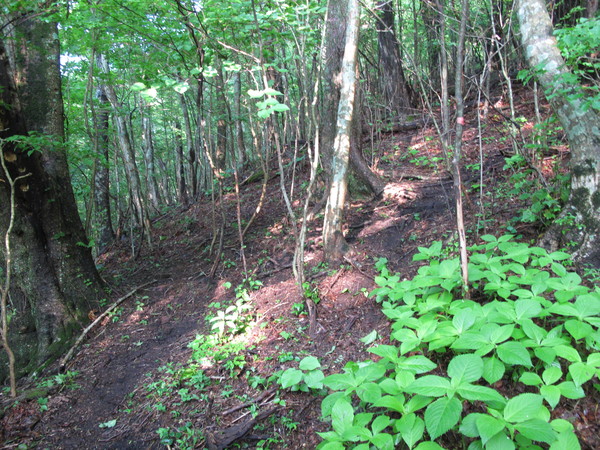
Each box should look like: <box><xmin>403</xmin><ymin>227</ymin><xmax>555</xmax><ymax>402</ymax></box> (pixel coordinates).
<box><xmin>317</xmin><ymin>235</ymin><xmax>599</xmax><ymax>449</ymax></box>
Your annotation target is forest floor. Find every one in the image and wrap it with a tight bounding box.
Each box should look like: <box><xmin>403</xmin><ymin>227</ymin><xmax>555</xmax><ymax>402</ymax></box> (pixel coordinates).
<box><xmin>2</xmin><ymin>85</ymin><xmax>599</xmax><ymax>449</ymax></box>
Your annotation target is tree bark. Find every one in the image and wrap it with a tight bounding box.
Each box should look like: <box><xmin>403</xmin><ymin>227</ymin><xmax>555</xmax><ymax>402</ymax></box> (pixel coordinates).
<box><xmin>516</xmin><ymin>0</ymin><xmax>600</xmax><ymax>265</ymax></box>
<box><xmin>0</xmin><ymin>13</ymin><xmax>104</xmax><ymax>380</ymax></box>
<box><xmin>376</xmin><ymin>0</ymin><xmax>413</xmax><ymax>115</ymax></box>
<box><xmin>323</xmin><ymin>0</ymin><xmax>360</xmax><ymax>262</ymax></box>
<box><xmin>93</xmin><ymin>60</ymin><xmax>115</xmax><ymax>252</ymax></box>
<box><xmin>141</xmin><ymin>101</ymin><xmax>162</xmax><ymax>211</ymax></box>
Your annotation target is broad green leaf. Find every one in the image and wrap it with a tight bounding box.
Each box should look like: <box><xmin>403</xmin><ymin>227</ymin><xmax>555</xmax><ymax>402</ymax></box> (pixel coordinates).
<box><xmin>515</xmin><ymin>419</ymin><xmax>556</xmax><ymax>444</ymax></box>
<box><xmin>574</xmin><ymin>293</ymin><xmax>600</xmax><ymax>316</ymax></box>
<box><xmin>394</xmin><ymin>413</ymin><xmax>424</xmax><ymax>449</ymax></box>
<box><xmin>515</xmin><ymin>298</ymin><xmax>542</xmax><ymax>320</ymax></box>
<box><xmin>262</xmin><ymin>87</ymin><xmax>283</xmax><ymax>96</ymax></box>
<box><xmin>540</xmin><ymin>385</ymin><xmax>561</xmax><ymax>409</ymax></box>
<box><xmin>360</xmin><ymin>330</ymin><xmax>378</xmax><ymax>345</ymax></box>
<box><xmin>490</xmin><ymin>325</ymin><xmax>515</xmax><ymax>344</ymax></box>
<box><xmin>356</xmin><ymin>382</ymin><xmax>382</xmax><ymax>404</ymax></box>
<box><xmin>534</xmin><ymin>347</ymin><xmax>557</xmax><ymax>365</ymax></box>
<box><xmin>457</xmin><ymin>384</ymin><xmax>506</xmax><ymax>408</ymax></box>
<box><xmin>483</xmin><ymin>356</ymin><xmax>506</xmax><ymax>384</ymax></box>
<box><xmin>424</xmin><ymin>396</ymin><xmax>462</xmax><ymax>440</ymax></box>
<box><xmin>354</xmin><ymin>412</ymin><xmax>374</xmax><ymax>429</ymax></box>
<box><xmin>272</xmin><ymin>103</ymin><xmax>290</xmax><ymax>112</ymax></box>
<box><xmin>304</xmin><ymin>370</ymin><xmax>325</xmax><ymax>389</ymax></box>
<box><xmin>521</xmin><ymin>319</ymin><xmax>547</xmax><ymax>343</ymax></box>
<box><xmin>323</xmin><ymin>373</ymin><xmax>355</xmax><ymax>390</ymax></box>
<box><xmin>370</xmin><ymin>432</ymin><xmax>394</xmax><ymax>449</ymax></box>
<box><xmin>356</xmin><ymin>363</ymin><xmax>386</xmax><ymax>383</ymax></box>
<box><xmin>542</xmin><ymin>366</ymin><xmax>562</xmax><ymax>385</ymax></box>
<box><xmin>557</xmin><ymin>381</ymin><xmax>584</xmax><ymax>399</ymax></box>
<box><xmin>407</xmin><ymin>375</ymin><xmax>451</xmax><ymax>397</ymax></box>
<box><xmin>448</xmin><ymin>354</ymin><xmax>484</xmax><ymax>383</ymax></box>
<box><xmin>399</xmin><ymin>355</ymin><xmax>437</xmax><ymax>374</ymax></box>
<box><xmin>459</xmin><ymin>413</ymin><xmax>485</xmax><ymax>438</ymax></box>
<box><xmin>550</xmin><ymin>431</ymin><xmax>581</xmax><ymax>450</ymax></box>
<box><xmin>475</xmin><ymin>415</ymin><xmax>505</xmax><ymax>446</ymax></box>
<box><xmin>331</xmin><ymin>397</ymin><xmax>354</xmax><ymax>435</ymax></box>
<box><xmin>503</xmin><ymin>393</ymin><xmax>543</xmax><ymax>423</ymax></box>
<box><xmin>497</xmin><ymin>341</ymin><xmax>532</xmax><ymax>367</ymax></box>
<box><xmin>551</xmin><ymin>419</ymin><xmax>574</xmax><ymax>433</ymax></box>
<box><xmin>405</xmin><ymin>395</ymin><xmax>434</xmax><ymax>414</ymax></box>
<box><xmin>369</xmin><ymin>344</ymin><xmax>398</xmax><ymax>363</ymax></box>
<box><xmin>568</xmin><ymin>362</ymin><xmax>596</xmax><ymax>386</ymax></box>
<box><xmin>519</xmin><ymin>372</ymin><xmax>542</xmax><ymax>386</ymax></box>
<box><xmin>452</xmin><ymin>308</ymin><xmax>476</xmax><ymax>333</ymax></box>
<box><xmin>374</xmin><ymin>395</ymin><xmax>405</xmax><ymax>413</ymax></box>
<box><xmin>280</xmin><ymin>368</ymin><xmax>303</xmax><ymax>389</ymax></box>
<box><xmin>371</xmin><ymin>414</ymin><xmax>391</xmax><ymax>435</ymax></box>
<box><xmin>555</xmin><ymin>345</ymin><xmax>582</xmax><ymax>363</ymax></box>
<box><xmin>564</xmin><ymin>319</ymin><xmax>593</xmax><ymax>340</ymax></box>
<box><xmin>485</xmin><ymin>432</ymin><xmax>515</xmax><ymax>450</ymax></box>
<box><xmin>321</xmin><ymin>392</ymin><xmax>346</xmax><ymax>418</ymax></box>
<box><xmin>299</xmin><ymin>356</ymin><xmax>321</xmax><ymax>371</ymax></box>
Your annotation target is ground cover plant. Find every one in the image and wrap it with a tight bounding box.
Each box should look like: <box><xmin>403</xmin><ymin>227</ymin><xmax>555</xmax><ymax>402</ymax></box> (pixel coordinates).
<box><xmin>316</xmin><ymin>236</ymin><xmax>599</xmax><ymax>449</ymax></box>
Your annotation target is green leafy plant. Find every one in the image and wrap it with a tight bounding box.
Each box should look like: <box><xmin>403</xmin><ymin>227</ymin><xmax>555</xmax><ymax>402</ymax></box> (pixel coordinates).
<box><xmin>278</xmin><ymin>356</ymin><xmax>325</xmax><ymax>393</ymax></box>
<box><xmin>317</xmin><ymin>236</ymin><xmax>594</xmax><ymax>449</ymax></box>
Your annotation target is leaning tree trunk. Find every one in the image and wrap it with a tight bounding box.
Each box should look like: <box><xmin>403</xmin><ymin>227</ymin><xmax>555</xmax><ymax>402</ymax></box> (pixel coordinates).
<box><xmin>516</xmin><ymin>0</ymin><xmax>600</xmax><ymax>265</ymax></box>
<box><xmin>322</xmin><ymin>0</ymin><xmax>360</xmax><ymax>262</ymax></box>
<box><xmin>0</xmin><ymin>13</ymin><xmax>105</xmax><ymax>380</ymax></box>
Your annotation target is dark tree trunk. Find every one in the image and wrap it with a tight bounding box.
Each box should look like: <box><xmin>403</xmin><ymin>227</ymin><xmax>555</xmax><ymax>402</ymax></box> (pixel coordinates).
<box><xmin>174</xmin><ymin>120</ymin><xmax>189</xmax><ymax>206</ymax></box>
<box><xmin>376</xmin><ymin>0</ymin><xmax>413</xmax><ymax>115</ymax></box>
<box><xmin>93</xmin><ymin>70</ymin><xmax>115</xmax><ymax>252</ymax></box>
<box><xmin>141</xmin><ymin>103</ymin><xmax>162</xmax><ymax>211</ymax></box>
<box><xmin>0</xmin><ymin>14</ymin><xmax>104</xmax><ymax>380</ymax></box>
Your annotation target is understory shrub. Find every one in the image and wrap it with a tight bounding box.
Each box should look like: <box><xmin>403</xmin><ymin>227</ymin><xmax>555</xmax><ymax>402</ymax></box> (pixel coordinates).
<box><xmin>318</xmin><ymin>235</ymin><xmax>599</xmax><ymax>449</ymax></box>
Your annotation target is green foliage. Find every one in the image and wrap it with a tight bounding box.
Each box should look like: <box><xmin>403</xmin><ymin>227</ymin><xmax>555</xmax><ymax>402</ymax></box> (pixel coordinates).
<box><xmin>317</xmin><ymin>236</ymin><xmax>596</xmax><ymax>449</ymax></box>
<box><xmin>502</xmin><ymin>155</ymin><xmax>569</xmax><ymax>228</ymax></box>
<box><xmin>555</xmin><ymin>16</ymin><xmax>600</xmax><ymax>109</ymax></box>
<box><xmin>278</xmin><ymin>356</ymin><xmax>325</xmax><ymax>392</ymax></box>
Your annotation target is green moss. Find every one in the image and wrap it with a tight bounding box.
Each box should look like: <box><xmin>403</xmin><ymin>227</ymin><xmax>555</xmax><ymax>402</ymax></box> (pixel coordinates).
<box><xmin>572</xmin><ymin>160</ymin><xmax>596</xmax><ymax>178</ymax></box>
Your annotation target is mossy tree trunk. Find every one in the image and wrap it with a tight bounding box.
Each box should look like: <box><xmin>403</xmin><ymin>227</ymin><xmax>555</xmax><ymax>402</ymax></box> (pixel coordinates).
<box><xmin>516</xmin><ymin>0</ymin><xmax>600</xmax><ymax>266</ymax></box>
<box><xmin>0</xmin><ymin>11</ymin><xmax>105</xmax><ymax>380</ymax></box>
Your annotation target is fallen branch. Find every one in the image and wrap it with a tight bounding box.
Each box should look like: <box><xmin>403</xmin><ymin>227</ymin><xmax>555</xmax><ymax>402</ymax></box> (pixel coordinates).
<box><xmin>59</xmin><ymin>280</ymin><xmax>157</xmax><ymax>370</ymax></box>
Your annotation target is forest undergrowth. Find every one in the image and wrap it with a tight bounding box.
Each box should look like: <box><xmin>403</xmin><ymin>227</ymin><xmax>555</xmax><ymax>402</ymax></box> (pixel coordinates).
<box><xmin>1</xmin><ymin>86</ymin><xmax>599</xmax><ymax>450</ymax></box>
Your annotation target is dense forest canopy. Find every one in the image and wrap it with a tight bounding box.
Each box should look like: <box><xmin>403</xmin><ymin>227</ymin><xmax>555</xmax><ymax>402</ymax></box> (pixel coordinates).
<box><xmin>1</xmin><ymin>0</ymin><xmax>600</xmax><ymax>448</ymax></box>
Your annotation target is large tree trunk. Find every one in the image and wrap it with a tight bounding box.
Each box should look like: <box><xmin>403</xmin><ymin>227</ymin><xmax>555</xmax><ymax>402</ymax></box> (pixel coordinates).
<box><xmin>0</xmin><ymin>13</ymin><xmax>104</xmax><ymax>380</ymax></box>
<box><xmin>516</xmin><ymin>0</ymin><xmax>600</xmax><ymax>265</ymax></box>
<box><xmin>322</xmin><ymin>0</ymin><xmax>360</xmax><ymax>262</ymax></box>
